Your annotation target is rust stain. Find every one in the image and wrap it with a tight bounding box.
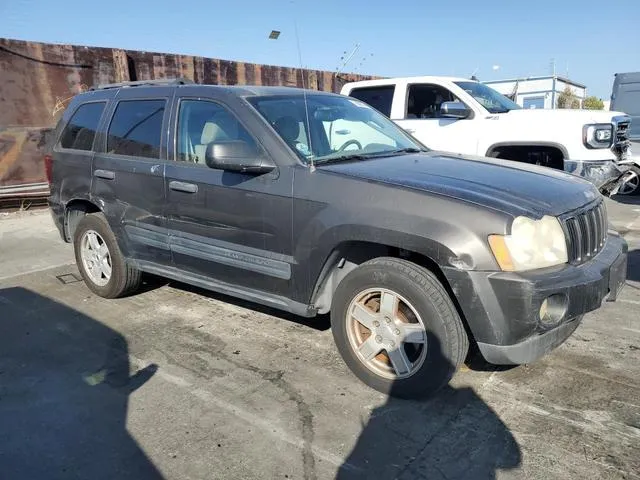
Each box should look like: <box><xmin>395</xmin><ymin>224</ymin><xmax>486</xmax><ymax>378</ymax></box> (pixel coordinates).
<box><xmin>0</xmin><ymin>37</ymin><xmax>378</xmax><ymax>197</ymax></box>
<box><xmin>0</xmin><ymin>133</ymin><xmax>24</xmax><ymax>178</ymax></box>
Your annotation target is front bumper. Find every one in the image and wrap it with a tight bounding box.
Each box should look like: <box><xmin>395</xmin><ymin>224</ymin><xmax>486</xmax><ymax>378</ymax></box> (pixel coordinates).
<box><xmin>443</xmin><ymin>233</ymin><xmax>628</xmax><ymax>365</ymax></box>
<box><xmin>564</xmin><ymin>159</ymin><xmax>628</xmax><ymax>192</ymax></box>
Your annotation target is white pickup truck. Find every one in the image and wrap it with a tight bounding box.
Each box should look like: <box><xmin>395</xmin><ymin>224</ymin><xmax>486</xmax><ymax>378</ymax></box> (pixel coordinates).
<box><xmin>340</xmin><ymin>76</ymin><xmax>632</xmax><ymax>193</ymax></box>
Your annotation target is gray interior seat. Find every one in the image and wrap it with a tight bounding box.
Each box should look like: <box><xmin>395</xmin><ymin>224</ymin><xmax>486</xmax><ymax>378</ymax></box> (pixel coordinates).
<box><xmin>194</xmin><ymin>113</ymin><xmax>239</xmax><ymax>163</ymax></box>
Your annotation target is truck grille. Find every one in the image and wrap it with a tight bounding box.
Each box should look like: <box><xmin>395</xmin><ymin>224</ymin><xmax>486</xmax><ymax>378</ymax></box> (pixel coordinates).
<box><xmin>616</xmin><ymin>121</ymin><xmax>630</xmax><ymax>143</ymax></box>
<box><xmin>613</xmin><ymin>117</ymin><xmax>631</xmax><ymax>157</ymax></box>
<box><xmin>563</xmin><ymin>201</ymin><xmax>608</xmax><ymax>265</ymax></box>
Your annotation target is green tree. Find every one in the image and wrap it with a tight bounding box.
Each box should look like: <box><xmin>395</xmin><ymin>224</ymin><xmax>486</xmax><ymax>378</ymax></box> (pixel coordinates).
<box><xmin>583</xmin><ymin>96</ymin><xmax>605</xmax><ymax>110</ymax></box>
<box><xmin>557</xmin><ymin>85</ymin><xmax>579</xmax><ymax>109</ymax></box>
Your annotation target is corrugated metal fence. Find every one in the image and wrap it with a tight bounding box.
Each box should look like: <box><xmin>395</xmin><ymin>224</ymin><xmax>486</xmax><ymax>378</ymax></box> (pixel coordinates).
<box><xmin>0</xmin><ymin>38</ymin><xmax>375</xmax><ymax>200</ymax></box>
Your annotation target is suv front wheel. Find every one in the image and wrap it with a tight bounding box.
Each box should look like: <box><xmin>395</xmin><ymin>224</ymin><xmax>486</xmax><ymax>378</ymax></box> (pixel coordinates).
<box><xmin>331</xmin><ymin>257</ymin><xmax>469</xmax><ymax>399</ymax></box>
<box><xmin>73</xmin><ymin>212</ymin><xmax>142</xmax><ymax>298</ymax></box>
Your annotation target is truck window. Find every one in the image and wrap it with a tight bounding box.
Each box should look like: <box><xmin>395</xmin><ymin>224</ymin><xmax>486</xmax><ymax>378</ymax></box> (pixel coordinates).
<box><xmin>107</xmin><ymin>100</ymin><xmax>166</xmax><ymax>159</ymax></box>
<box><xmin>59</xmin><ymin>102</ymin><xmax>106</xmax><ymax>151</ymax></box>
<box><xmin>348</xmin><ymin>86</ymin><xmax>395</xmax><ymax>117</ymax></box>
<box><xmin>406</xmin><ymin>84</ymin><xmax>460</xmax><ymax>119</ymax></box>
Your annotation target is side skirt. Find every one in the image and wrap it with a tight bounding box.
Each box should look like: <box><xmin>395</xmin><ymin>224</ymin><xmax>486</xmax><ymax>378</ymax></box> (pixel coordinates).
<box><xmin>132</xmin><ymin>260</ymin><xmax>317</xmax><ymax>318</ymax></box>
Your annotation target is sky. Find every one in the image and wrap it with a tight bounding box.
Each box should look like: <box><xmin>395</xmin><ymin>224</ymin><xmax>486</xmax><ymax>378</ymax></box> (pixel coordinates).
<box><xmin>2</xmin><ymin>0</ymin><xmax>639</xmax><ymax>99</ymax></box>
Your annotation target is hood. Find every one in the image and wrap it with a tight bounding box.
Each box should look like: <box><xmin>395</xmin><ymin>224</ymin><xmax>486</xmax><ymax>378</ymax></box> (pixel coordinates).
<box><xmin>318</xmin><ymin>152</ymin><xmax>600</xmax><ymax>218</ymax></box>
<box><xmin>495</xmin><ymin>108</ymin><xmax>628</xmax><ymax>124</ymax></box>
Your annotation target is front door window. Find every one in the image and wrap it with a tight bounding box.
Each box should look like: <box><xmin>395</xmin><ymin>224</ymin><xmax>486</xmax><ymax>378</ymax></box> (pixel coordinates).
<box><xmin>406</xmin><ymin>84</ymin><xmax>463</xmax><ymax>119</ymax></box>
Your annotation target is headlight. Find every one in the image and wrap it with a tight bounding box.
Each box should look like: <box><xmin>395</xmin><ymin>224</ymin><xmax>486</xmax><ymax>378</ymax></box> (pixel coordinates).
<box><xmin>583</xmin><ymin>123</ymin><xmax>613</xmax><ymax>149</ymax></box>
<box><xmin>488</xmin><ymin>216</ymin><xmax>568</xmax><ymax>271</ymax></box>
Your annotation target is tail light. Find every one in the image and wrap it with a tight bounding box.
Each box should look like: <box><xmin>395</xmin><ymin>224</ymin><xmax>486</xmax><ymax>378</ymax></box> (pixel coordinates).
<box><xmin>44</xmin><ymin>154</ymin><xmax>53</xmax><ymax>184</ymax></box>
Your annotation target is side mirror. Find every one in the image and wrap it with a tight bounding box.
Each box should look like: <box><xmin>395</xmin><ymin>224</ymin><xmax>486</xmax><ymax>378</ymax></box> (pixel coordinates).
<box><xmin>440</xmin><ymin>101</ymin><xmax>471</xmax><ymax>119</ymax></box>
<box><xmin>205</xmin><ymin>141</ymin><xmax>275</xmax><ymax>174</ymax></box>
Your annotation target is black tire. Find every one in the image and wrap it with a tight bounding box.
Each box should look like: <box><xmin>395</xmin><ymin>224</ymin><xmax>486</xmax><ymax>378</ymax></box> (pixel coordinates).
<box><xmin>73</xmin><ymin>212</ymin><xmax>142</xmax><ymax>299</ymax></box>
<box><xmin>331</xmin><ymin>257</ymin><xmax>469</xmax><ymax>399</ymax></box>
<box><xmin>618</xmin><ymin>165</ymin><xmax>640</xmax><ymax>196</ymax></box>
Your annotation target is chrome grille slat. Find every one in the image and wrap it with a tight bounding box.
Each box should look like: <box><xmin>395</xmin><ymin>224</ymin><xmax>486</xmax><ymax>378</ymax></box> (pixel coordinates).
<box><xmin>568</xmin><ymin>218</ymin><xmax>582</xmax><ymax>262</ymax></box>
<box><xmin>563</xmin><ymin>201</ymin><xmax>607</xmax><ymax>265</ymax></box>
<box><xmin>588</xmin><ymin>209</ymin><xmax>598</xmax><ymax>256</ymax></box>
<box><xmin>595</xmin><ymin>204</ymin><xmax>604</xmax><ymax>247</ymax></box>
<box><xmin>579</xmin><ymin>214</ymin><xmax>591</xmax><ymax>259</ymax></box>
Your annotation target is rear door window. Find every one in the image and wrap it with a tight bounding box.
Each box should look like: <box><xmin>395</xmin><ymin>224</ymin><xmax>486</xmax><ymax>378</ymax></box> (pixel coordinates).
<box><xmin>107</xmin><ymin>100</ymin><xmax>166</xmax><ymax>158</ymax></box>
<box><xmin>348</xmin><ymin>86</ymin><xmax>395</xmax><ymax>117</ymax></box>
<box><xmin>59</xmin><ymin>102</ymin><xmax>106</xmax><ymax>151</ymax></box>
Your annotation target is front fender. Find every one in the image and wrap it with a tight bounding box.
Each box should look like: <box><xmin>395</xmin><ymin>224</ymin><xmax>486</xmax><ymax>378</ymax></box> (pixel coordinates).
<box><xmin>290</xmin><ymin>203</ymin><xmax>505</xmax><ymax>304</ymax></box>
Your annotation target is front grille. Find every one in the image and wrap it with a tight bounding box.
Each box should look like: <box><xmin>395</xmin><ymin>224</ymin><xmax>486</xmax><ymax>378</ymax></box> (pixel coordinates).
<box><xmin>615</xmin><ymin>121</ymin><xmax>630</xmax><ymax>143</ymax></box>
<box><xmin>563</xmin><ymin>201</ymin><xmax>607</xmax><ymax>265</ymax></box>
<box><xmin>613</xmin><ymin>118</ymin><xmax>631</xmax><ymax>158</ymax></box>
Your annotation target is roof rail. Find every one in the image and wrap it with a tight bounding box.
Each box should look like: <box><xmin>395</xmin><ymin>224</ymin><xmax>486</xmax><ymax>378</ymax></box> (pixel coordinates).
<box><xmin>90</xmin><ymin>78</ymin><xmax>195</xmax><ymax>91</ymax></box>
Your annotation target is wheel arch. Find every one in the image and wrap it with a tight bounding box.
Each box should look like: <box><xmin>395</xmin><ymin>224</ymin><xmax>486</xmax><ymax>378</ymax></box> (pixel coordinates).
<box><xmin>310</xmin><ymin>241</ymin><xmax>471</xmax><ymax>337</ymax></box>
<box><xmin>63</xmin><ymin>198</ymin><xmax>102</xmax><ymax>242</ymax></box>
<box><xmin>485</xmin><ymin>141</ymin><xmax>568</xmax><ymax>160</ymax></box>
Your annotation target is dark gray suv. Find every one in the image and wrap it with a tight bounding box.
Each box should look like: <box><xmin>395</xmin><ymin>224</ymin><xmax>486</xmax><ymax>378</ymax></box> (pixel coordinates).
<box><xmin>46</xmin><ymin>79</ymin><xmax>628</xmax><ymax>398</ymax></box>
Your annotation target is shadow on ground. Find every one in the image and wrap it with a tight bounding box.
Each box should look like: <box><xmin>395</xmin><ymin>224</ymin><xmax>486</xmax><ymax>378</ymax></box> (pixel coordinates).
<box><xmin>627</xmin><ymin>249</ymin><xmax>640</xmax><ymax>283</ymax></box>
<box><xmin>611</xmin><ymin>194</ymin><xmax>640</xmax><ymax>205</ymax></box>
<box><xmin>0</xmin><ymin>287</ymin><xmax>162</xmax><ymax>480</ymax></box>
<box><xmin>337</xmin><ymin>337</ymin><xmax>522</xmax><ymax>480</ymax></box>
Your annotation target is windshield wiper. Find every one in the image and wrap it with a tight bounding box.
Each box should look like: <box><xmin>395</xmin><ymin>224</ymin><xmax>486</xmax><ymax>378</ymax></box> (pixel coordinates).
<box><xmin>314</xmin><ymin>153</ymin><xmax>371</xmax><ymax>165</ymax></box>
<box><xmin>315</xmin><ymin>148</ymin><xmax>426</xmax><ymax>165</ymax></box>
<box><xmin>386</xmin><ymin>147</ymin><xmax>425</xmax><ymax>154</ymax></box>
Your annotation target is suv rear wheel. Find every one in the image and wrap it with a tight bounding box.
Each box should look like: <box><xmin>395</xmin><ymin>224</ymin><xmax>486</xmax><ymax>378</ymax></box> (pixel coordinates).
<box><xmin>73</xmin><ymin>212</ymin><xmax>142</xmax><ymax>298</ymax></box>
<box><xmin>331</xmin><ymin>257</ymin><xmax>468</xmax><ymax>399</ymax></box>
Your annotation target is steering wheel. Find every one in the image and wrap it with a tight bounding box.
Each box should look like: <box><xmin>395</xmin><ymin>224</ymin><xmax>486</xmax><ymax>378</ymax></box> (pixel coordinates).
<box><xmin>337</xmin><ymin>139</ymin><xmax>363</xmax><ymax>152</ymax></box>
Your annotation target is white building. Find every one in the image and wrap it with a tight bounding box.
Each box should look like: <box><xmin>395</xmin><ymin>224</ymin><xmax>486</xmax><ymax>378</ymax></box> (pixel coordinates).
<box><xmin>484</xmin><ymin>76</ymin><xmax>587</xmax><ymax>109</ymax></box>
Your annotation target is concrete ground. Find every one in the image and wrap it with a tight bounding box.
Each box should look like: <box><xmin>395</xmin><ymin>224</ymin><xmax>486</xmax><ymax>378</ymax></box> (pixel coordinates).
<box><xmin>0</xmin><ymin>197</ymin><xmax>639</xmax><ymax>480</ymax></box>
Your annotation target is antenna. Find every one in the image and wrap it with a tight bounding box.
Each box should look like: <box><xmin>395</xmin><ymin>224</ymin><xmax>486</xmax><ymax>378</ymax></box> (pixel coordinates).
<box><xmin>352</xmin><ymin>52</ymin><xmax>373</xmax><ymax>73</ymax></box>
<box><xmin>335</xmin><ymin>43</ymin><xmax>360</xmax><ymax>76</ymax></box>
<box><xmin>291</xmin><ymin>0</ymin><xmax>314</xmax><ymax>171</ymax></box>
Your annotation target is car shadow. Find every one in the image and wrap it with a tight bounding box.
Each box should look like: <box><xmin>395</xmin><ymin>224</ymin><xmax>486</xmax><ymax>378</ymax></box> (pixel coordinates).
<box><xmin>611</xmin><ymin>194</ymin><xmax>640</xmax><ymax>205</ymax></box>
<box><xmin>627</xmin><ymin>249</ymin><xmax>640</xmax><ymax>283</ymax></box>
<box><xmin>337</xmin><ymin>336</ymin><xmax>522</xmax><ymax>480</ymax></box>
<box><xmin>0</xmin><ymin>287</ymin><xmax>162</xmax><ymax>480</ymax></box>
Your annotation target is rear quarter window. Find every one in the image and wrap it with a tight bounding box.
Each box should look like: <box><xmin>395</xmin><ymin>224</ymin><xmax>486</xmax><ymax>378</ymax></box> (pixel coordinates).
<box><xmin>107</xmin><ymin>99</ymin><xmax>166</xmax><ymax>159</ymax></box>
<box><xmin>348</xmin><ymin>85</ymin><xmax>395</xmax><ymax>117</ymax></box>
<box><xmin>59</xmin><ymin>102</ymin><xmax>106</xmax><ymax>151</ymax></box>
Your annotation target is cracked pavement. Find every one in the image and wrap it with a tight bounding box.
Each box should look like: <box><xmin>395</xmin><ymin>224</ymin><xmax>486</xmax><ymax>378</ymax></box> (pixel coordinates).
<box><xmin>0</xmin><ymin>198</ymin><xmax>639</xmax><ymax>480</ymax></box>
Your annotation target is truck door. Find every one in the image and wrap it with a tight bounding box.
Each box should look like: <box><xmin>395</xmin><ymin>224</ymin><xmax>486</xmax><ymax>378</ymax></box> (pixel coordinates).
<box><xmin>392</xmin><ymin>82</ymin><xmax>478</xmax><ymax>155</ymax></box>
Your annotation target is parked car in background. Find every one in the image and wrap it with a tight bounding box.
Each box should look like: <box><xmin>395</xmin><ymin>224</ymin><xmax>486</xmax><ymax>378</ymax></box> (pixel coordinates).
<box><xmin>341</xmin><ymin>76</ymin><xmax>632</xmax><ymax>195</ymax></box>
<box><xmin>46</xmin><ymin>79</ymin><xmax>628</xmax><ymax>398</ymax></box>
<box><xmin>610</xmin><ymin>72</ymin><xmax>640</xmax><ymax>196</ymax></box>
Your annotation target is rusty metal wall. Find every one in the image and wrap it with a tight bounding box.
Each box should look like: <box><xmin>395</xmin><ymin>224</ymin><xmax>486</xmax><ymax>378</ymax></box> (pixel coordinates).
<box><xmin>0</xmin><ymin>38</ymin><xmax>376</xmax><ymax>198</ymax></box>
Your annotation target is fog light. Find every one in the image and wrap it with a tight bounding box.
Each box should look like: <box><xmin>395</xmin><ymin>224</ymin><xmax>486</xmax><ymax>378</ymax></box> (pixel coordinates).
<box><xmin>539</xmin><ymin>294</ymin><xmax>568</xmax><ymax>327</ymax></box>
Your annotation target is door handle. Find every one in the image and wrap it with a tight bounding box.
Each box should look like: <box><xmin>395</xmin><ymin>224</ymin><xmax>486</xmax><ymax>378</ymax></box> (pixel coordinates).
<box><xmin>404</xmin><ymin>128</ymin><xmax>416</xmax><ymax>134</ymax></box>
<box><xmin>94</xmin><ymin>169</ymin><xmax>115</xmax><ymax>180</ymax></box>
<box><xmin>169</xmin><ymin>181</ymin><xmax>198</xmax><ymax>194</ymax></box>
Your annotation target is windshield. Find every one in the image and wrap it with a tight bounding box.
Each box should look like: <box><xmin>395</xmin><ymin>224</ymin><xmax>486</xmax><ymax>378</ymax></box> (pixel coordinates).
<box><xmin>247</xmin><ymin>93</ymin><xmax>426</xmax><ymax>164</ymax></box>
<box><xmin>454</xmin><ymin>81</ymin><xmax>521</xmax><ymax>114</ymax></box>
